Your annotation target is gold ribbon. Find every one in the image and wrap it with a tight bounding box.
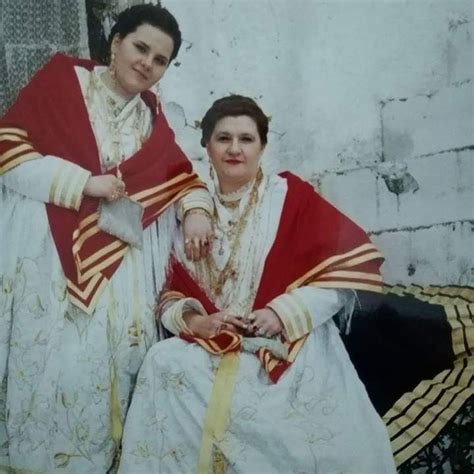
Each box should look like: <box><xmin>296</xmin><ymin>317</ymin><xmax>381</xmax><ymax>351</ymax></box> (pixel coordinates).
<box><xmin>198</xmin><ymin>352</ymin><xmax>240</xmax><ymax>474</ymax></box>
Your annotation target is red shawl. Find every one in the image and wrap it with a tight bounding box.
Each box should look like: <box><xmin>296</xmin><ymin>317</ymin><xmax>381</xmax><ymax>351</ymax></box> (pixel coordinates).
<box><xmin>160</xmin><ymin>172</ymin><xmax>384</xmax><ymax>382</ymax></box>
<box><xmin>0</xmin><ymin>53</ymin><xmax>205</xmax><ymax>313</ymax></box>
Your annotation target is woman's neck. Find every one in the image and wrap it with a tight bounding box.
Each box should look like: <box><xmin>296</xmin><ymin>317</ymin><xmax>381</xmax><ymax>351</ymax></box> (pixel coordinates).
<box><xmin>101</xmin><ymin>70</ymin><xmax>135</xmax><ymax>101</ymax></box>
<box><xmin>218</xmin><ymin>178</ymin><xmax>252</xmax><ymax>195</ymax></box>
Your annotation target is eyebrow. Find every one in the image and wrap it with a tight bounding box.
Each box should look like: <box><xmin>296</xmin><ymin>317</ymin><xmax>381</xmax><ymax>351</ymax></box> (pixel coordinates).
<box><xmin>135</xmin><ymin>40</ymin><xmax>170</xmax><ymax>63</ymax></box>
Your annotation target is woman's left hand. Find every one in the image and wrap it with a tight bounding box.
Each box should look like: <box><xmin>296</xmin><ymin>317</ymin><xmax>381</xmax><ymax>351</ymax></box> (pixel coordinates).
<box><xmin>246</xmin><ymin>308</ymin><xmax>283</xmax><ymax>338</ymax></box>
<box><xmin>183</xmin><ymin>210</ymin><xmax>214</xmax><ymax>261</ymax></box>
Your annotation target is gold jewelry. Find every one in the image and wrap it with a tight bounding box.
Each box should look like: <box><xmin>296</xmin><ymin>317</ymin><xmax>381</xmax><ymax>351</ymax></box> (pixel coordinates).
<box><xmin>209</xmin><ymin>162</ymin><xmax>215</xmax><ymax>180</ymax></box>
<box><xmin>109</xmin><ymin>52</ymin><xmax>117</xmax><ymax>84</ymax></box>
<box><xmin>85</xmin><ymin>69</ymin><xmax>148</xmax><ymax>169</ymax></box>
<box><xmin>184</xmin><ymin>208</ymin><xmax>212</xmax><ymax>220</ymax></box>
<box><xmin>204</xmin><ymin>170</ymin><xmax>263</xmax><ymax>297</ymax></box>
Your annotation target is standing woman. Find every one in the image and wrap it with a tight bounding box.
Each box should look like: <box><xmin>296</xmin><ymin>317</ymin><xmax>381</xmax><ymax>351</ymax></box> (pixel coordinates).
<box><xmin>0</xmin><ymin>3</ymin><xmax>212</xmax><ymax>472</ymax></box>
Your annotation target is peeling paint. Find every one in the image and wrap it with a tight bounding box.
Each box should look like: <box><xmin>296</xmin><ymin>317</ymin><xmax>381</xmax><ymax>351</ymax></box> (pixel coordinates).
<box><xmin>448</xmin><ymin>16</ymin><xmax>471</xmax><ymax>31</ymax></box>
<box><xmin>377</xmin><ymin>161</ymin><xmax>419</xmax><ymax>195</ymax></box>
<box><xmin>407</xmin><ymin>263</ymin><xmax>416</xmax><ymax>276</ymax></box>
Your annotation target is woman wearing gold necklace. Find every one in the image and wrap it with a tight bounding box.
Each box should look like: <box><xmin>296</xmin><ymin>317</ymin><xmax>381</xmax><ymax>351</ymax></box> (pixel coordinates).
<box><xmin>0</xmin><ymin>3</ymin><xmax>213</xmax><ymax>472</ymax></box>
<box><xmin>119</xmin><ymin>95</ymin><xmax>397</xmax><ymax>473</ymax></box>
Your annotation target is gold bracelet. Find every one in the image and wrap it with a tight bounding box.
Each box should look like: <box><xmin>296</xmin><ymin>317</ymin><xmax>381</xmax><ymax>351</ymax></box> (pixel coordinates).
<box><xmin>184</xmin><ymin>207</ymin><xmax>212</xmax><ymax>219</ymax></box>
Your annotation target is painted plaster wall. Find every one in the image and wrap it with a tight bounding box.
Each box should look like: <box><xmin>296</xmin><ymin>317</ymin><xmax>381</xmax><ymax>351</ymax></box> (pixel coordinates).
<box><xmin>159</xmin><ymin>0</ymin><xmax>473</xmax><ymax>286</ymax></box>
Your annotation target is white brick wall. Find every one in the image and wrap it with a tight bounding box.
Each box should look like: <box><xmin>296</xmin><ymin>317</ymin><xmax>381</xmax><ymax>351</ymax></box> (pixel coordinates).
<box><xmin>382</xmin><ymin>81</ymin><xmax>474</xmax><ymax>162</ymax></box>
<box><xmin>447</xmin><ymin>20</ymin><xmax>474</xmax><ymax>84</ymax></box>
<box><xmin>161</xmin><ymin>0</ymin><xmax>474</xmax><ymax>286</ymax></box>
<box><xmin>373</xmin><ymin>221</ymin><xmax>473</xmax><ymax>285</ymax></box>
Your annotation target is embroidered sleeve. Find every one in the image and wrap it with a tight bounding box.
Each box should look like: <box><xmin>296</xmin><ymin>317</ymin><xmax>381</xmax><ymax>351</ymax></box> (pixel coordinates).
<box><xmin>1</xmin><ymin>153</ymin><xmax>90</xmax><ymax>210</ymax></box>
<box><xmin>0</xmin><ymin>126</ymin><xmax>41</xmax><ymax>175</ymax></box>
<box><xmin>161</xmin><ymin>296</ymin><xmax>208</xmax><ymax>336</ymax></box>
<box><xmin>267</xmin><ymin>287</ymin><xmax>349</xmax><ymax>342</ymax></box>
<box><xmin>177</xmin><ymin>187</ymin><xmax>214</xmax><ymax>221</ymax></box>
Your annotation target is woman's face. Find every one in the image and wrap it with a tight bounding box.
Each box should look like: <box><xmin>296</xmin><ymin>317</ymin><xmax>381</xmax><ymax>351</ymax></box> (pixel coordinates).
<box><xmin>111</xmin><ymin>23</ymin><xmax>174</xmax><ymax>98</ymax></box>
<box><xmin>207</xmin><ymin>115</ymin><xmax>265</xmax><ymax>193</ymax></box>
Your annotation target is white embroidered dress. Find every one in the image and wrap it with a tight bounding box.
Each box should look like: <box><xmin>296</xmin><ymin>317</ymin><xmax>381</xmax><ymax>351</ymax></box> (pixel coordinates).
<box><xmin>119</xmin><ymin>174</ymin><xmax>397</xmax><ymax>474</ymax></box>
<box><xmin>0</xmin><ymin>66</ymin><xmax>205</xmax><ymax>473</ymax></box>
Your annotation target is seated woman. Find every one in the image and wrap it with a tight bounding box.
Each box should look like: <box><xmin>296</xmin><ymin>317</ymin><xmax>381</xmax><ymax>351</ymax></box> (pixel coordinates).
<box><xmin>118</xmin><ymin>94</ymin><xmax>397</xmax><ymax>473</ymax></box>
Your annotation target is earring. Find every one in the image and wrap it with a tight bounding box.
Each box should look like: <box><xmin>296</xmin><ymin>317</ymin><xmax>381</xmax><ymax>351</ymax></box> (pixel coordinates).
<box><xmin>109</xmin><ymin>52</ymin><xmax>117</xmax><ymax>84</ymax></box>
<box><xmin>209</xmin><ymin>162</ymin><xmax>215</xmax><ymax>180</ymax></box>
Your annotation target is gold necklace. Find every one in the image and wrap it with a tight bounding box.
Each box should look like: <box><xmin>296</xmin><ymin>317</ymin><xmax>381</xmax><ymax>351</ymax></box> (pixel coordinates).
<box><xmin>204</xmin><ymin>170</ymin><xmax>263</xmax><ymax>297</ymax></box>
<box><xmin>85</xmin><ymin>70</ymin><xmax>148</xmax><ymax>169</ymax></box>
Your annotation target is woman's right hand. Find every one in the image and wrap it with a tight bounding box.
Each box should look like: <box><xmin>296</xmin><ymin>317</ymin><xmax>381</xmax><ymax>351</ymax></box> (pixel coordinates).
<box><xmin>183</xmin><ymin>311</ymin><xmax>248</xmax><ymax>338</ymax></box>
<box><xmin>83</xmin><ymin>175</ymin><xmax>126</xmax><ymax>201</ymax></box>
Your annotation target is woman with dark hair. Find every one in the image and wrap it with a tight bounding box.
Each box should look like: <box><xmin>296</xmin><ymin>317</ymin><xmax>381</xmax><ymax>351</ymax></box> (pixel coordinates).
<box><xmin>0</xmin><ymin>3</ymin><xmax>212</xmax><ymax>472</ymax></box>
<box><xmin>119</xmin><ymin>94</ymin><xmax>397</xmax><ymax>473</ymax></box>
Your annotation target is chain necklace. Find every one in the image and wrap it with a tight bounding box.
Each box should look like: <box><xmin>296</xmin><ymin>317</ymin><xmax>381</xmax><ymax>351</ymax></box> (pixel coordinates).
<box><xmin>84</xmin><ymin>69</ymin><xmax>149</xmax><ymax>170</ymax></box>
<box><xmin>200</xmin><ymin>169</ymin><xmax>264</xmax><ymax>299</ymax></box>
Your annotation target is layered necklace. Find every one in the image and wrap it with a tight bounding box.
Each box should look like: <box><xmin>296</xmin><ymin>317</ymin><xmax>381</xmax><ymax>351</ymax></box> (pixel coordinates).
<box><xmin>84</xmin><ymin>68</ymin><xmax>150</xmax><ymax>171</ymax></box>
<box><xmin>195</xmin><ymin>169</ymin><xmax>266</xmax><ymax>313</ymax></box>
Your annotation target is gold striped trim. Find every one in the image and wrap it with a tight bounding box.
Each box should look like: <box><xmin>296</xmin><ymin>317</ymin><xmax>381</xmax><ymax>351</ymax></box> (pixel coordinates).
<box><xmin>0</xmin><ymin>134</ymin><xmax>28</xmax><ymax>143</ymax></box>
<box><xmin>330</xmin><ymin>250</ymin><xmax>384</xmax><ymax>271</ymax></box>
<box><xmin>446</xmin><ymin>305</ymin><xmax>473</xmax><ymax>358</ymax></box>
<box><xmin>157</xmin><ymin>291</ymin><xmax>186</xmax><ymax>314</ymax></box>
<box><xmin>72</xmin><ymin>225</ymin><xmax>101</xmax><ymax>256</ymax></box>
<box><xmin>385</xmin><ymin>362</ymin><xmax>473</xmax><ymax>466</ymax></box>
<box><xmin>268</xmin><ymin>297</ymin><xmax>298</xmax><ymax>342</ymax></box>
<box><xmin>309</xmin><ymin>281</ymin><xmax>384</xmax><ymax>293</ymax></box>
<box><xmin>290</xmin><ymin>292</ymin><xmax>313</xmax><ymax>337</ymax></box>
<box><xmin>267</xmin><ymin>358</ymin><xmax>279</xmax><ymax>373</ymax></box>
<box><xmin>0</xmin><ymin>151</ymin><xmax>42</xmax><ymax>174</ymax></box>
<box><xmin>58</xmin><ymin>165</ymin><xmax>79</xmax><ymax>207</ymax></box>
<box><xmin>59</xmin><ymin>163</ymin><xmax>78</xmax><ymax>207</ymax></box>
<box><xmin>77</xmin><ymin>246</ymin><xmax>128</xmax><ymax>283</ymax></box>
<box><xmin>80</xmin><ymin>240</ymin><xmax>127</xmax><ymax>271</ymax></box>
<box><xmin>67</xmin><ymin>275</ymin><xmax>108</xmax><ymax>314</ymax></box>
<box><xmin>67</xmin><ymin>273</ymin><xmax>103</xmax><ymax>299</ymax></box>
<box><xmin>139</xmin><ymin>181</ymin><xmax>193</xmax><ymax>208</ymax></box>
<box><xmin>381</xmin><ymin>284</ymin><xmax>474</xmax><ymax>466</ymax></box>
<box><xmin>49</xmin><ymin>162</ymin><xmax>68</xmax><ymax>205</ymax></box>
<box><xmin>287</xmin><ymin>243</ymin><xmax>380</xmax><ymax>291</ymax></box>
<box><xmin>76</xmin><ymin>213</ymin><xmax>99</xmax><ymax>234</ymax></box>
<box><xmin>132</xmin><ymin>172</ymin><xmax>195</xmax><ymax>201</ymax></box>
<box><xmin>385</xmin><ymin>284</ymin><xmax>474</xmax><ymax>305</ymax></box>
<box><xmin>287</xmin><ymin>336</ymin><xmax>307</xmax><ymax>363</ymax></box>
<box><xmin>320</xmin><ymin>270</ymin><xmax>383</xmax><ymax>282</ymax></box>
<box><xmin>205</xmin><ymin>339</ymin><xmax>223</xmax><ymax>354</ymax></box>
<box><xmin>0</xmin><ymin>127</ymin><xmax>28</xmax><ymax>137</ymax></box>
<box><xmin>141</xmin><ymin>188</ymin><xmax>193</xmax><ymax>224</ymax></box>
<box><xmin>0</xmin><ymin>143</ymin><xmax>35</xmax><ymax>163</ymax></box>
<box><xmin>70</xmin><ymin>169</ymin><xmax>90</xmax><ymax>210</ymax></box>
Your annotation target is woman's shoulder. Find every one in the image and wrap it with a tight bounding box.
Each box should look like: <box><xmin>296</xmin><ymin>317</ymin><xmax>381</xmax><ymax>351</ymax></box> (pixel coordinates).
<box><xmin>277</xmin><ymin>171</ymin><xmax>317</xmax><ymax>195</ymax></box>
<box><xmin>29</xmin><ymin>53</ymin><xmax>98</xmax><ymax>85</ymax></box>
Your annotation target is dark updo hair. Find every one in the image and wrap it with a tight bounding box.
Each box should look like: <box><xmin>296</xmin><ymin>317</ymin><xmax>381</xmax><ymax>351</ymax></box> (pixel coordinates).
<box><xmin>200</xmin><ymin>95</ymin><xmax>269</xmax><ymax>147</ymax></box>
<box><xmin>108</xmin><ymin>2</ymin><xmax>182</xmax><ymax>63</ymax></box>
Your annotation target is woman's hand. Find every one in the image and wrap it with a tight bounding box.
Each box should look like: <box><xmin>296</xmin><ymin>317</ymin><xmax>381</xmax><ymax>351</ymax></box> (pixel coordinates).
<box><xmin>183</xmin><ymin>310</ymin><xmax>248</xmax><ymax>339</ymax></box>
<box><xmin>83</xmin><ymin>175</ymin><xmax>126</xmax><ymax>201</ymax></box>
<box><xmin>245</xmin><ymin>308</ymin><xmax>283</xmax><ymax>338</ymax></box>
<box><xmin>182</xmin><ymin>210</ymin><xmax>214</xmax><ymax>261</ymax></box>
